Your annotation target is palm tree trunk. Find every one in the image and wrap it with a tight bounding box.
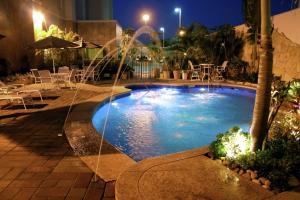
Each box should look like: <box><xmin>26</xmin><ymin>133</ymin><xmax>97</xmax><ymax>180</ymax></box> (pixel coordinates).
<box><xmin>250</xmin><ymin>0</ymin><xmax>273</xmax><ymax>151</ymax></box>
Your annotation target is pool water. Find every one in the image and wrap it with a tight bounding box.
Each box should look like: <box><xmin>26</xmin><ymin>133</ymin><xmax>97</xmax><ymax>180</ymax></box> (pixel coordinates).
<box><xmin>92</xmin><ymin>86</ymin><xmax>255</xmax><ymax>161</ymax></box>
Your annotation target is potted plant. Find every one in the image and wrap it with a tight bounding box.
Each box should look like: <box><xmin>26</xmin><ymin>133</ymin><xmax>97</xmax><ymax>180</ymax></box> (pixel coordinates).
<box><xmin>182</xmin><ymin>70</ymin><xmax>188</xmax><ymax>80</ymax></box>
<box><xmin>173</xmin><ymin>62</ymin><xmax>181</xmax><ymax>80</ymax></box>
<box><xmin>162</xmin><ymin>63</ymin><xmax>170</xmax><ymax>79</ymax></box>
<box><xmin>121</xmin><ymin>64</ymin><xmax>134</xmax><ymax>80</ymax></box>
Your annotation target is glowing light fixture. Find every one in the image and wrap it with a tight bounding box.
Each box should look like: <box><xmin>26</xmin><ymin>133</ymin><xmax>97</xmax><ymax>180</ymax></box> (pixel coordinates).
<box><xmin>32</xmin><ymin>10</ymin><xmax>44</xmax><ymax>30</ymax></box>
<box><xmin>179</xmin><ymin>29</ymin><xmax>186</xmax><ymax>37</ymax></box>
<box><xmin>142</xmin><ymin>14</ymin><xmax>150</xmax><ymax>25</ymax></box>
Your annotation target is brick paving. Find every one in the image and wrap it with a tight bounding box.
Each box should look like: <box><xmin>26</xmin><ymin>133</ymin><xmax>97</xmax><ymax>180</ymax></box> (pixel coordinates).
<box><xmin>0</xmin><ymin>89</ymin><xmax>116</xmax><ymax>200</ymax></box>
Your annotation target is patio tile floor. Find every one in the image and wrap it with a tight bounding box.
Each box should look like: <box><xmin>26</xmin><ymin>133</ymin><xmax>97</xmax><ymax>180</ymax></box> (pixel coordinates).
<box><xmin>0</xmin><ymin>89</ymin><xmax>115</xmax><ymax>200</ymax></box>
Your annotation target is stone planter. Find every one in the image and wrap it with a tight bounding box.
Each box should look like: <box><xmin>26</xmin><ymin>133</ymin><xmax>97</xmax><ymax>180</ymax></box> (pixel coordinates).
<box><xmin>173</xmin><ymin>70</ymin><xmax>180</xmax><ymax>80</ymax></box>
<box><xmin>182</xmin><ymin>71</ymin><xmax>188</xmax><ymax>80</ymax></box>
<box><xmin>163</xmin><ymin>70</ymin><xmax>170</xmax><ymax>79</ymax></box>
<box><xmin>121</xmin><ymin>73</ymin><xmax>128</xmax><ymax>80</ymax></box>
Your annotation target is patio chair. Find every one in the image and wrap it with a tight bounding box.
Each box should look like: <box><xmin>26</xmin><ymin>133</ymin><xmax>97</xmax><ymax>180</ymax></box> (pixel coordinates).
<box><xmin>0</xmin><ymin>93</ymin><xmax>30</xmax><ymax>110</ymax></box>
<box><xmin>82</xmin><ymin>66</ymin><xmax>95</xmax><ymax>82</ymax></box>
<box><xmin>214</xmin><ymin>61</ymin><xmax>228</xmax><ymax>81</ymax></box>
<box><xmin>0</xmin><ymin>80</ymin><xmax>24</xmax><ymax>89</ymax></box>
<box><xmin>61</xmin><ymin>69</ymin><xmax>77</xmax><ymax>89</ymax></box>
<box><xmin>188</xmin><ymin>60</ymin><xmax>201</xmax><ymax>81</ymax></box>
<box><xmin>58</xmin><ymin>66</ymin><xmax>70</xmax><ymax>74</ymax></box>
<box><xmin>38</xmin><ymin>70</ymin><xmax>54</xmax><ymax>83</ymax></box>
<box><xmin>38</xmin><ymin>70</ymin><xmax>60</xmax><ymax>90</ymax></box>
<box><xmin>0</xmin><ymin>81</ymin><xmax>43</xmax><ymax>101</ymax></box>
<box><xmin>31</xmin><ymin>69</ymin><xmax>41</xmax><ymax>84</ymax></box>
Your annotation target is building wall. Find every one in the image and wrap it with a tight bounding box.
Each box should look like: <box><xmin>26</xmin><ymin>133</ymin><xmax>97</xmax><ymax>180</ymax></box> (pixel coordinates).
<box><xmin>235</xmin><ymin>8</ymin><xmax>300</xmax><ymax>81</ymax></box>
<box><xmin>272</xmin><ymin>29</ymin><xmax>300</xmax><ymax>81</ymax></box>
<box><xmin>34</xmin><ymin>0</ymin><xmax>76</xmax><ymax>32</ymax></box>
<box><xmin>272</xmin><ymin>8</ymin><xmax>300</xmax><ymax>45</ymax></box>
<box><xmin>75</xmin><ymin>0</ymin><xmax>113</xmax><ymax>20</ymax></box>
<box><xmin>77</xmin><ymin>20</ymin><xmax>119</xmax><ymax>53</ymax></box>
<box><xmin>0</xmin><ymin>0</ymin><xmax>35</xmax><ymax>73</ymax></box>
<box><xmin>0</xmin><ymin>0</ymin><xmax>116</xmax><ymax>73</ymax></box>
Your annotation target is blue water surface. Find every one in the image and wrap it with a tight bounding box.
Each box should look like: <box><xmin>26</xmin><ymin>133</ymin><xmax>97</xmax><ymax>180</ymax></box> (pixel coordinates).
<box><xmin>92</xmin><ymin>86</ymin><xmax>255</xmax><ymax>161</ymax></box>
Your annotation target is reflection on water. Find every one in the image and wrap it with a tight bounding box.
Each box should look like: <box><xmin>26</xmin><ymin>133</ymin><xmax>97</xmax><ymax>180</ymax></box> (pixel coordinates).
<box><xmin>92</xmin><ymin>87</ymin><xmax>255</xmax><ymax>161</ymax></box>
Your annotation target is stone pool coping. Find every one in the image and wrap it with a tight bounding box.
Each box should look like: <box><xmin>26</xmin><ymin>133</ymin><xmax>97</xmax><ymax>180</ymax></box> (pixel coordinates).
<box><xmin>64</xmin><ymin>81</ymin><xmax>257</xmax><ymax>182</ymax></box>
<box><xmin>64</xmin><ymin>86</ymin><xmax>136</xmax><ymax>182</ymax></box>
<box><xmin>64</xmin><ymin>81</ymin><xmax>300</xmax><ymax>199</ymax></box>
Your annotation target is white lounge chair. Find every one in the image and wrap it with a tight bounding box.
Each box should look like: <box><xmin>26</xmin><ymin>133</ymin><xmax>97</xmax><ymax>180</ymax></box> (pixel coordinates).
<box><xmin>0</xmin><ymin>81</ymin><xmax>43</xmax><ymax>101</ymax></box>
<box><xmin>38</xmin><ymin>70</ymin><xmax>54</xmax><ymax>83</ymax></box>
<box><xmin>0</xmin><ymin>80</ymin><xmax>24</xmax><ymax>89</ymax></box>
<box><xmin>60</xmin><ymin>69</ymin><xmax>77</xmax><ymax>89</ymax></box>
<box><xmin>31</xmin><ymin>69</ymin><xmax>41</xmax><ymax>84</ymax></box>
<box><xmin>0</xmin><ymin>93</ymin><xmax>30</xmax><ymax>110</ymax></box>
<box><xmin>188</xmin><ymin>60</ymin><xmax>201</xmax><ymax>81</ymax></box>
<box><xmin>58</xmin><ymin>66</ymin><xmax>70</xmax><ymax>74</ymax></box>
<box><xmin>82</xmin><ymin>66</ymin><xmax>95</xmax><ymax>82</ymax></box>
<box><xmin>214</xmin><ymin>61</ymin><xmax>228</xmax><ymax>81</ymax></box>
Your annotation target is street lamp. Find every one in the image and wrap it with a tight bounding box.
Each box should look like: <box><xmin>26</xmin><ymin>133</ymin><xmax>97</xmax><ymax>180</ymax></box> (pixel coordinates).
<box><xmin>174</xmin><ymin>7</ymin><xmax>182</xmax><ymax>28</ymax></box>
<box><xmin>142</xmin><ymin>14</ymin><xmax>150</xmax><ymax>25</ymax></box>
<box><xmin>160</xmin><ymin>27</ymin><xmax>165</xmax><ymax>48</ymax></box>
<box><xmin>179</xmin><ymin>29</ymin><xmax>185</xmax><ymax>37</ymax></box>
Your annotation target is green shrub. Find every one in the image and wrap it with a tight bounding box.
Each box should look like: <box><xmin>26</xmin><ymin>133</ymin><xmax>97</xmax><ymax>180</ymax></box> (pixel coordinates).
<box><xmin>209</xmin><ymin>127</ymin><xmax>251</xmax><ymax>159</ymax></box>
<box><xmin>253</xmin><ymin>150</ymin><xmax>274</xmax><ymax>177</ymax></box>
<box><xmin>234</xmin><ymin>151</ymin><xmax>256</xmax><ymax>170</ymax></box>
<box><xmin>267</xmin><ymin>169</ymin><xmax>289</xmax><ymax>190</ymax></box>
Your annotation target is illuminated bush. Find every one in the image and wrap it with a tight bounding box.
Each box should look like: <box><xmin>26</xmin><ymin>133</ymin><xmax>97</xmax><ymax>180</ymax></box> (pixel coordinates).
<box><xmin>210</xmin><ymin>126</ymin><xmax>251</xmax><ymax>159</ymax></box>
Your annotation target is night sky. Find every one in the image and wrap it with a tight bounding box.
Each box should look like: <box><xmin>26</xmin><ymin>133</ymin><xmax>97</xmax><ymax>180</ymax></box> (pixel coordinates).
<box><xmin>113</xmin><ymin>0</ymin><xmax>297</xmax><ymax>39</ymax></box>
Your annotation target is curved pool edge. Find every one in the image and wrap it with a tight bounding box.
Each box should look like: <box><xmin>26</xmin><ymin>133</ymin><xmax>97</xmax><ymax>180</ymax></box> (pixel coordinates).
<box><xmin>64</xmin><ymin>81</ymin><xmax>256</xmax><ymax>182</ymax></box>
<box><xmin>64</xmin><ymin>86</ymin><xmax>136</xmax><ymax>182</ymax></box>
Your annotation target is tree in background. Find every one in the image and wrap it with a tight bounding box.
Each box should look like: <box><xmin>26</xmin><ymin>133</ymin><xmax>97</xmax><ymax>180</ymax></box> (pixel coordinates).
<box><xmin>36</xmin><ymin>25</ymin><xmax>80</xmax><ymax>67</ymax></box>
<box><xmin>242</xmin><ymin>0</ymin><xmax>261</xmax><ymax>72</ymax></box>
<box><xmin>212</xmin><ymin>25</ymin><xmax>244</xmax><ymax>65</ymax></box>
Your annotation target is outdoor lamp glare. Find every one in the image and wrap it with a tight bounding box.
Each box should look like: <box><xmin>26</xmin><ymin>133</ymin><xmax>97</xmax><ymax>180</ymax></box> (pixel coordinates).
<box><xmin>179</xmin><ymin>30</ymin><xmax>185</xmax><ymax>36</ymax></box>
<box><xmin>32</xmin><ymin>10</ymin><xmax>45</xmax><ymax>29</ymax></box>
<box><xmin>174</xmin><ymin>7</ymin><xmax>181</xmax><ymax>13</ymax></box>
<box><xmin>142</xmin><ymin>14</ymin><xmax>150</xmax><ymax>25</ymax></box>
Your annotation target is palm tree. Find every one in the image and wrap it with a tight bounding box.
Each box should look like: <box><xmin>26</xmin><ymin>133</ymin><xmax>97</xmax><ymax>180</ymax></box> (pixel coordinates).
<box><xmin>250</xmin><ymin>0</ymin><xmax>273</xmax><ymax>151</ymax></box>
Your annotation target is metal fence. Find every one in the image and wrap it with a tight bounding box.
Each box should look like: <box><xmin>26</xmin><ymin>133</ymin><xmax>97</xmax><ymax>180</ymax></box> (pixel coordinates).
<box><xmin>131</xmin><ymin>61</ymin><xmax>162</xmax><ymax>79</ymax></box>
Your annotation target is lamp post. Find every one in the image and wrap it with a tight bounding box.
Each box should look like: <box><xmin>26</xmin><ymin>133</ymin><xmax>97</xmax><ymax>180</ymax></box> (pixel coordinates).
<box><xmin>142</xmin><ymin>14</ymin><xmax>150</xmax><ymax>25</ymax></box>
<box><xmin>174</xmin><ymin>7</ymin><xmax>182</xmax><ymax>28</ymax></box>
<box><xmin>160</xmin><ymin>27</ymin><xmax>165</xmax><ymax>48</ymax></box>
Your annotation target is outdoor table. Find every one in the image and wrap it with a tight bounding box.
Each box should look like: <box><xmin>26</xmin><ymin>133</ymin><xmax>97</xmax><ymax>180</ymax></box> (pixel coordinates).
<box><xmin>51</xmin><ymin>73</ymin><xmax>69</xmax><ymax>86</ymax></box>
<box><xmin>75</xmin><ymin>70</ymin><xmax>85</xmax><ymax>82</ymax></box>
<box><xmin>200</xmin><ymin>63</ymin><xmax>214</xmax><ymax>80</ymax></box>
<box><xmin>51</xmin><ymin>73</ymin><xmax>69</xmax><ymax>82</ymax></box>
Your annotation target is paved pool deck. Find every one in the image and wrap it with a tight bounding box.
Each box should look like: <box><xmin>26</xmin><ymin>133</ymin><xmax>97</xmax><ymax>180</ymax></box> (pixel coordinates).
<box><xmin>1</xmin><ymin>80</ymin><xmax>299</xmax><ymax>200</ymax></box>
<box><xmin>0</xmin><ymin>85</ymin><xmax>117</xmax><ymax>200</ymax></box>
<box><xmin>116</xmin><ymin>147</ymin><xmax>300</xmax><ymax>200</ymax></box>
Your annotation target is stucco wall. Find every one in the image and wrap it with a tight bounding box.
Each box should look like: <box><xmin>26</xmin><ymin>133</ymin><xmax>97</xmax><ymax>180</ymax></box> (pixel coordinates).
<box><xmin>272</xmin><ymin>29</ymin><xmax>300</xmax><ymax>81</ymax></box>
<box><xmin>77</xmin><ymin>20</ymin><xmax>119</xmax><ymax>52</ymax></box>
<box><xmin>235</xmin><ymin>8</ymin><xmax>300</xmax><ymax>81</ymax></box>
<box><xmin>272</xmin><ymin>8</ymin><xmax>300</xmax><ymax>45</ymax></box>
<box><xmin>0</xmin><ymin>0</ymin><xmax>35</xmax><ymax>73</ymax></box>
<box><xmin>0</xmin><ymin>0</ymin><xmax>116</xmax><ymax>73</ymax></box>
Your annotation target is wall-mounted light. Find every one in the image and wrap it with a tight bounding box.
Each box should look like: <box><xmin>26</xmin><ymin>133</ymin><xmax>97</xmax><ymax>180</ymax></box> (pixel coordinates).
<box><xmin>32</xmin><ymin>10</ymin><xmax>44</xmax><ymax>30</ymax></box>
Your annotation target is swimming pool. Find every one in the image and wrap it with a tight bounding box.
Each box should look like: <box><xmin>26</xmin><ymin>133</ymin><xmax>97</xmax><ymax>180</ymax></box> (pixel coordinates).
<box><xmin>92</xmin><ymin>85</ymin><xmax>255</xmax><ymax>161</ymax></box>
